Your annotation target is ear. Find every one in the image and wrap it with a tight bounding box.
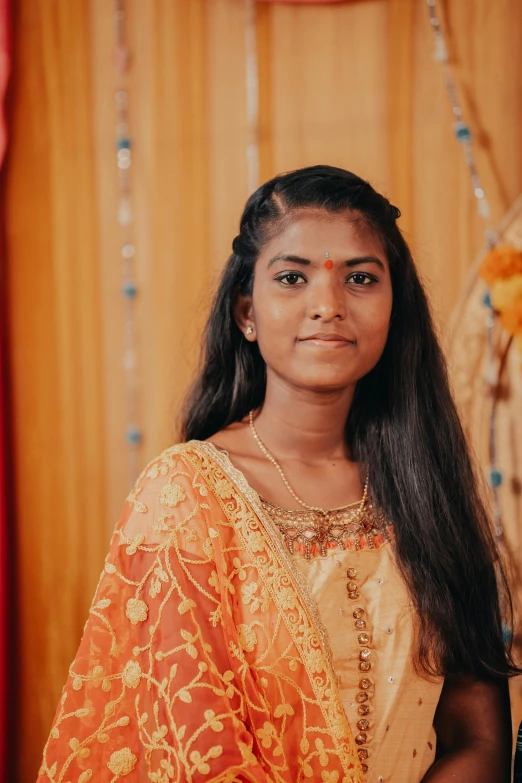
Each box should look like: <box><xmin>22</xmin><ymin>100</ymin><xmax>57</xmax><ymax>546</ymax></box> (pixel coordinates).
<box><xmin>233</xmin><ymin>291</ymin><xmax>257</xmax><ymax>342</ymax></box>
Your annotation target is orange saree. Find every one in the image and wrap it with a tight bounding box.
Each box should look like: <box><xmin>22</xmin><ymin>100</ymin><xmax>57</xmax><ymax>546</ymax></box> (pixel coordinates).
<box><xmin>37</xmin><ymin>442</ymin><xmax>363</xmax><ymax>783</ymax></box>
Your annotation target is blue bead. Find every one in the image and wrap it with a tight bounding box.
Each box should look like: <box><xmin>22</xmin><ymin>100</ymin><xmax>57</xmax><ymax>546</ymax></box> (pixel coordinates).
<box><xmin>126</xmin><ymin>426</ymin><xmax>142</xmax><ymax>445</ymax></box>
<box><xmin>122</xmin><ymin>280</ymin><xmax>138</xmax><ymax>298</ymax></box>
<box><xmin>454</xmin><ymin>122</ymin><xmax>471</xmax><ymax>143</ymax></box>
<box><xmin>489</xmin><ymin>468</ymin><xmax>503</xmax><ymax>488</ymax></box>
<box><xmin>116</xmin><ymin>137</ymin><xmax>132</xmax><ymax>150</ymax></box>
<box><xmin>502</xmin><ymin>626</ymin><xmax>513</xmax><ymax>645</ymax></box>
<box><xmin>482</xmin><ymin>289</ymin><xmax>492</xmax><ymax>308</ymax></box>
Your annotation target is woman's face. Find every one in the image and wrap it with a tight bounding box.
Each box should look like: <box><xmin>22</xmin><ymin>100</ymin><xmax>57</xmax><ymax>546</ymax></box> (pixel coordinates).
<box><xmin>239</xmin><ymin>208</ymin><xmax>393</xmax><ymax>393</ymax></box>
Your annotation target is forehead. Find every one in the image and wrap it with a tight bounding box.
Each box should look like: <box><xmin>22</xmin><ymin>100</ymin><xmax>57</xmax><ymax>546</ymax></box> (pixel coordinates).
<box><xmin>259</xmin><ymin>208</ymin><xmax>387</xmax><ymax>262</ymax></box>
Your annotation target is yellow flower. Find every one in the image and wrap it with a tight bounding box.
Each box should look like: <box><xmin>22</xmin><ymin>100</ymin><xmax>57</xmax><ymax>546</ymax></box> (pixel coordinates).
<box><xmin>159</xmin><ymin>483</ymin><xmax>186</xmax><ymax>507</ymax></box>
<box><xmin>491</xmin><ymin>274</ymin><xmax>522</xmax><ymax>311</ymax></box>
<box><xmin>237</xmin><ymin>624</ymin><xmax>257</xmax><ymax>653</ymax></box>
<box><xmin>479</xmin><ymin>245</ymin><xmax>522</xmax><ymax>285</ymax></box>
<box><xmin>121</xmin><ymin>660</ymin><xmax>141</xmax><ymax>689</ymax></box>
<box><xmin>125</xmin><ymin>598</ymin><xmax>148</xmax><ymax>624</ymax></box>
<box><xmin>107</xmin><ymin>747</ymin><xmax>137</xmax><ymax>776</ymax></box>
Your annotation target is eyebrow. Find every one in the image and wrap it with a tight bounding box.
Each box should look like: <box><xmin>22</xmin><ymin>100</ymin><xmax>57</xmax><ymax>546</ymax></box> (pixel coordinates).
<box><xmin>267</xmin><ymin>253</ymin><xmax>386</xmax><ymax>272</ymax></box>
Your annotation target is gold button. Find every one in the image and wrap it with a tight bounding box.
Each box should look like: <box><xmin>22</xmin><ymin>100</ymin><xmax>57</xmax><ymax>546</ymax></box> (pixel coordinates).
<box><xmin>358</xmin><ymin>632</ymin><xmax>370</xmax><ymax>645</ymax></box>
<box><xmin>358</xmin><ymin>703</ymin><xmax>370</xmax><ymax>715</ymax></box>
<box><xmin>360</xmin><ymin>648</ymin><xmax>371</xmax><ymax>661</ymax></box>
<box><xmin>361</xmin><ymin>763</ymin><xmax>368</xmax><ymax>773</ymax></box>
<box><xmin>347</xmin><ymin>567</ymin><xmax>357</xmax><ymax>578</ymax></box>
<box><xmin>359</xmin><ymin>661</ymin><xmax>372</xmax><ymax>672</ymax></box>
<box><xmin>357</xmin><ymin>719</ymin><xmax>370</xmax><ymax>731</ymax></box>
<box><xmin>355</xmin><ymin>619</ymin><xmax>367</xmax><ymax>629</ymax></box>
<box><xmin>352</xmin><ymin>607</ymin><xmax>365</xmax><ymax>619</ymax></box>
<box><xmin>359</xmin><ymin>678</ymin><xmax>372</xmax><ymax>690</ymax></box>
<box><xmin>347</xmin><ymin>580</ymin><xmax>358</xmax><ymax>592</ymax></box>
<box><xmin>348</xmin><ymin>590</ymin><xmax>359</xmax><ymax>600</ymax></box>
<box><xmin>356</xmin><ymin>691</ymin><xmax>368</xmax><ymax>703</ymax></box>
<box><xmin>355</xmin><ymin>732</ymin><xmax>368</xmax><ymax>745</ymax></box>
<box><xmin>358</xmin><ymin>748</ymin><xmax>369</xmax><ymax>761</ymax></box>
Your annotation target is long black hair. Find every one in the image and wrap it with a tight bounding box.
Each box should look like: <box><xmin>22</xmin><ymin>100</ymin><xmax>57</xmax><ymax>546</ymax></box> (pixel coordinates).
<box><xmin>182</xmin><ymin>164</ymin><xmax>519</xmax><ymax>680</ymax></box>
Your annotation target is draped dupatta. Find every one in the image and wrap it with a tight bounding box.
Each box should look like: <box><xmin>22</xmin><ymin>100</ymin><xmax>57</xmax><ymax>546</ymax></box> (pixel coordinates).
<box><xmin>37</xmin><ymin>442</ymin><xmax>362</xmax><ymax>783</ymax></box>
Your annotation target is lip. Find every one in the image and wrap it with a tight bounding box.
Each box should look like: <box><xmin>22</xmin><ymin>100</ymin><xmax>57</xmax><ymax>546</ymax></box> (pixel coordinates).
<box><xmin>300</xmin><ymin>332</ymin><xmax>355</xmax><ymax>344</ymax></box>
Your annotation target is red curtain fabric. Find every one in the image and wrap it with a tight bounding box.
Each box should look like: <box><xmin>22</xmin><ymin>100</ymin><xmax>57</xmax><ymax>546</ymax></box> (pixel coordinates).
<box><xmin>0</xmin><ymin>0</ymin><xmax>11</xmax><ymax>777</ymax></box>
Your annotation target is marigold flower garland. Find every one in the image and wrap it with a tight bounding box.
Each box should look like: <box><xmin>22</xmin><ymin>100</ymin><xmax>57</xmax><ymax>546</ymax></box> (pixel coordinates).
<box><xmin>480</xmin><ymin>246</ymin><xmax>522</xmax><ymax>354</ymax></box>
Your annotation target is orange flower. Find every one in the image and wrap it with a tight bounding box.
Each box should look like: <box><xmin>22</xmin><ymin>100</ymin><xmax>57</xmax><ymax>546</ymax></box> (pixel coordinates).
<box><xmin>479</xmin><ymin>245</ymin><xmax>522</xmax><ymax>286</ymax></box>
<box><xmin>490</xmin><ymin>274</ymin><xmax>522</xmax><ymax>311</ymax></box>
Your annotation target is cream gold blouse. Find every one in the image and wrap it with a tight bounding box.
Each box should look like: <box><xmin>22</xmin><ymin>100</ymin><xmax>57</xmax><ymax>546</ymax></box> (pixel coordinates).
<box><xmin>261</xmin><ymin>499</ymin><xmax>444</xmax><ymax>783</ymax></box>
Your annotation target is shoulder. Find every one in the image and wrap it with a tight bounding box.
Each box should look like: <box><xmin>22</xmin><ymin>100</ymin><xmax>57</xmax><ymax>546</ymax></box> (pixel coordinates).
<box><xmin>129</xmin><ymin>441</ymin><xmax>216</xmax><ymax>499</ymax></box>
<box><xmin>119</xmin><ymin>442</ymin><xmax>221</xmax><ymax>546</ymax></box>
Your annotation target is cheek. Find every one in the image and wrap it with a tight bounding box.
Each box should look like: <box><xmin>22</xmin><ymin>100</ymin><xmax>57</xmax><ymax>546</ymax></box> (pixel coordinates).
<box><xmin>355</xmin><ymin>295</ymin><xmax>392</xmax><ymax>347</ymax></box>
<box><xmin>252</xmin><ymin>284</ymin><xmax>301</xmax><ymax>334</ymax></box>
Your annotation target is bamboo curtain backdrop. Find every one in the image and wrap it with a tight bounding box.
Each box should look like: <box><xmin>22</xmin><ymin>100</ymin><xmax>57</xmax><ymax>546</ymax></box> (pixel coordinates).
<box><xmin>5</xmin><ymin>1</ymin><xmax>522</xmax><ymax>779</ymax></box>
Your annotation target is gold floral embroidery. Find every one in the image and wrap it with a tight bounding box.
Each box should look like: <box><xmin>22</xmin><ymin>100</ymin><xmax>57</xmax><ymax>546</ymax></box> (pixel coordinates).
<box><xmin>322</xmin><ymin>772</ymin><xmax>340</xmax><ymax>783</ymax></box>
<box><xmin>189</xmin><ymin>746</ymin><xmax>223</xmax><ymax>775</ymax></box>
<box><xmin>256</xmin><ymin>721</ymin><xmax>282</xmax><ymax>753</ymax></box>
<box><xmin>204</xmin><ymin>709</ymin><xmax>225</xmax><ymax>732</ymax></box>
<box><xmin>107</xmin><ymin>747</ymin><xmax>137</xmax><ymax>776</ymax></box>
<box><xmin>146</xmin><ymin>462</ymin><xmax>169</xmax><ymax>480</ymax></box>
<box><xmin>126</xmin><ymin>485</ymin><xmax>147</xmax><ymax>513</ymax></box>
<box><xmin>125</xmin><ymin>597</ymin><xmax>148</xmax><ymax>624</ymax></box>
<box><xmin>36</xmin><ymin>443</ymin><xmax>363</xmax><ymax>783</ymax></box>
<box><xmin>159</xmin><ymin>482</ymin><xmax>186</xmax><ymax>507</ymax></box>
<box><xmin>121</xmin><ymin>660</ymin><xmax>141</xmax><ymax>689</ymax></box>
<box><xmin>237</xmin><ymin>623</ymin><xmax>257</xmax><ymax>652</ymax></box>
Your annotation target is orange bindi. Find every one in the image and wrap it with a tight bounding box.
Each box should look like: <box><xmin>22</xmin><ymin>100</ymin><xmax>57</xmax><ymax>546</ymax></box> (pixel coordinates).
<box><xmin>324</xmin><ymin>259</ymin><xmax>333</xmax><ymax>270</ymax></box>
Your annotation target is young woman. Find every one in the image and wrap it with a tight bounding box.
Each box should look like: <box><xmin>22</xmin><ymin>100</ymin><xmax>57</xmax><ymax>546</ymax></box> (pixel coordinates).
<box><xmin>37</xmin><ymin>166</ymin><xmax>517</xmax><ymax>783</ymax></box>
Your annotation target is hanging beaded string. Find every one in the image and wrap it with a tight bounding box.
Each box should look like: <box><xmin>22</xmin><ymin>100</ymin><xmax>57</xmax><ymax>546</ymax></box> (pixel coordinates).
<box><xmin>244</xmin><ymin>0</ymin><xmax>260</xmax><ymax>194</ymax></box>
<box><xmin>249</xmin><ymin>410</ymin><xmax>369</xmax><ymax>515</ymax></box>
<box><xmin>114</xmin><ymin>0</ymin><xmax>142</xmax><ymax>487</ymax></box>
<box><xmin>426</xmin><ymin>0</ymin><xmax>503</xmax><ymax>537</ymax></box>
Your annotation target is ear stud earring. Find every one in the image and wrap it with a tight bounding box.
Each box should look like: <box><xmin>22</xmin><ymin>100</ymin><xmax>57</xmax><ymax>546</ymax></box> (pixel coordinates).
<box><xmin>246</xmin><ymin>326</ymin><xmax>254</xmax><ymax>335</ymax></box>
<box><xmin>324</xmin><ymin>252</ymin><xmax>333</xmax><ymax>270</ymax></box>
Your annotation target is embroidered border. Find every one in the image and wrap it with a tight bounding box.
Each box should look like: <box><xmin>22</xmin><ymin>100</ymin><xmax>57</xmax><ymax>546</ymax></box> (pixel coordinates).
<box><xmin>178</xmin><ymin>441</ymin><xmax>363</xmax><ymax>783</ymax></box>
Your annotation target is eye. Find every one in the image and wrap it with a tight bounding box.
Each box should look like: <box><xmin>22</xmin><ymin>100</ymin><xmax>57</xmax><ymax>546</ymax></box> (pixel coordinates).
<box><xmin>275</xmin><ymin>272</ymin><xmax>307</xmax><ymax>286</ymax></box>
<box><xmin>347</xmin><ymin>272</ymin><xmax>376</xmax><ymax>286</ymax></box>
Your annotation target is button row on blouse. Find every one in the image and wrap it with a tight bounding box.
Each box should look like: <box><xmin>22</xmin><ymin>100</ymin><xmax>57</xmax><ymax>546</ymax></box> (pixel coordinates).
<box><xmin>346</xmin><ymin>567</ymin><xmax>374</xmax><ymax>773</ymax></box>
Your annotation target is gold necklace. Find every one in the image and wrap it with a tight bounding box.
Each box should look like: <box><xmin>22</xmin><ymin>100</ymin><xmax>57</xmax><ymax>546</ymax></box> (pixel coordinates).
<box><xmin>249</xmin><ymin>409</ymin><xmax>369</xmax><ymax>514</ymax></box>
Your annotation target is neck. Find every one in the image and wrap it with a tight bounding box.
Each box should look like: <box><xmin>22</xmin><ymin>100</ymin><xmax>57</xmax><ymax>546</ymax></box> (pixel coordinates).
<box><xmin>254</xmin><ymin>373</ymin><xmax>355</xmax><ymax>463</ymax></box>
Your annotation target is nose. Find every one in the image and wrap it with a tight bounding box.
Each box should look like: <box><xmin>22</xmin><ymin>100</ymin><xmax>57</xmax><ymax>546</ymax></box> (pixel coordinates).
<box><xmin>307</xmin><ymin>277</ymin><xmax>347</xmax><ymax>321</ymax></box>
